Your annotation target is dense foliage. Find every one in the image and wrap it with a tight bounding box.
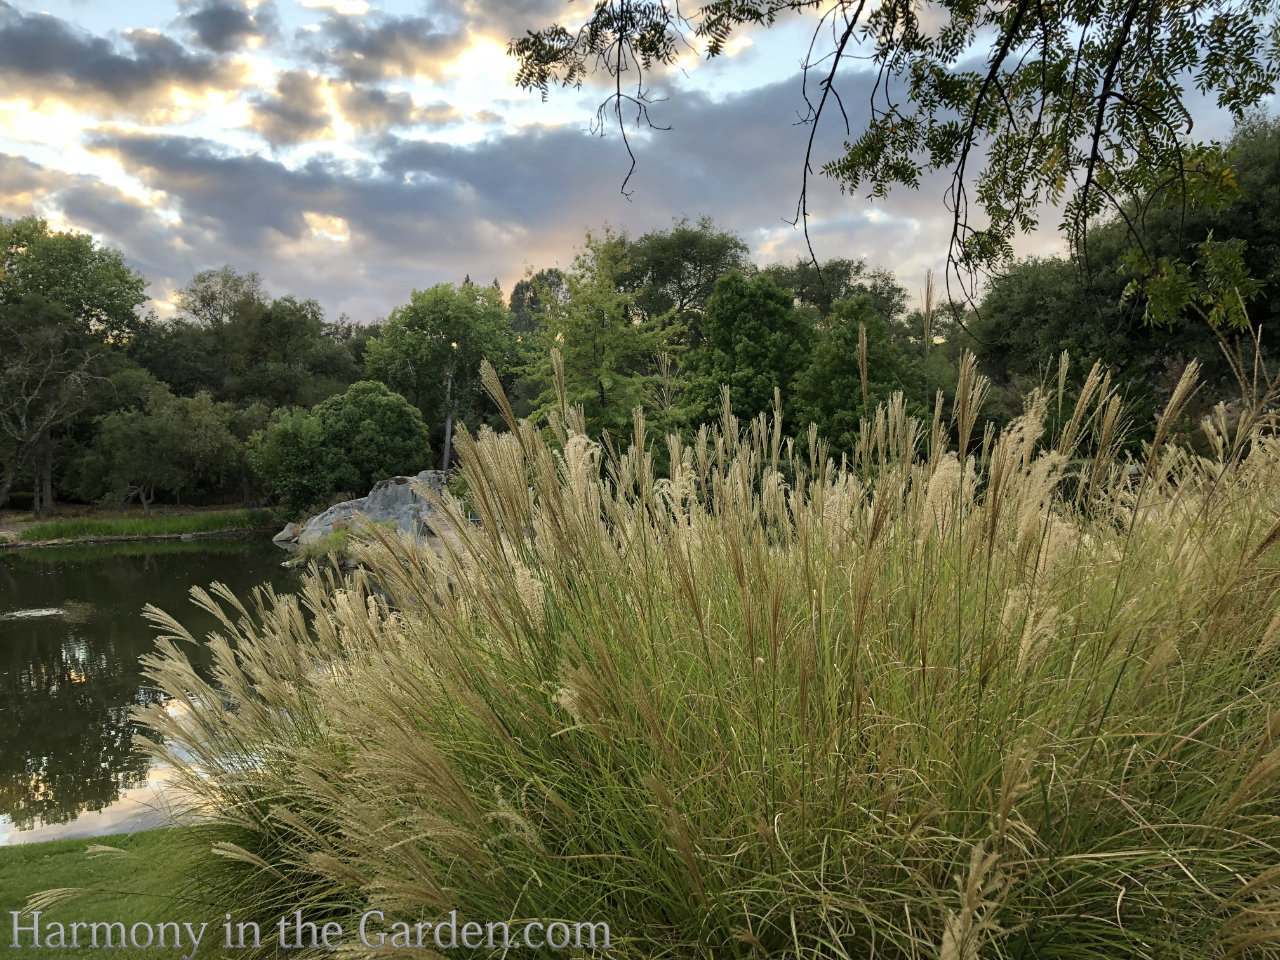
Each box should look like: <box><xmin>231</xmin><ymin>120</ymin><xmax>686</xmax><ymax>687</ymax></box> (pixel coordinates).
<box><xmin>248</xmin><ymin>381</ymin><xmax>431</xmax><ymax>514</ymax></box>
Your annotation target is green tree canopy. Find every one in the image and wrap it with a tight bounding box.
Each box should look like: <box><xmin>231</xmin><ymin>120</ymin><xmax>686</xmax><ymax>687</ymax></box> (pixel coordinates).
<box><xmin>131</xmin><ymin>274</ymin><xmax>361</xmax><ymax>410</ymax></box>
<box><xmin>684</xmin><ymin>271</ymin><xmax>813</xmax><ymax>426</ymax></box>
<box><xmin>527</xmin><ymin>230</ymin><xmax>668</xmax><ymax>438</ymax></box>
<box><xmin>962</xmin><ymin>116</ymin><xmax>1280</xmax><ymax>430</ymax></box>
<box><xmin>760</xmin><ymin>256</ymin><xmax>907</xmax><ymax>323</ymax></box>
<box><xmin>795</xmin><ymin>297</ymin><xmax>921</xmax><ymax>453</ymax></box>
<box><xmin>622</xmin><ymin>216</ymin><xmax>749</xmax><ymax>344</ymax></box>
<box><xmin>249</xmin><ymin>381</ymin><xmax>431</xmax><ymax>514</ymax></box>
<box><xmin>312</xmin><ymin>380</ymin><xmax>433</xmax><ymax>491</ymax></box>
<box><xmin>0</xmin><ymin>296</ymin><xmax>102</xmax><ymax>508</ymax></box>
<box><xmin>365</xmin><ymin>282</ymin><xmax>515</xmax><ymax>468</ymax></box>
<box><xmin>176</xmin><ymin>264</ymin><xmax>266</xmax><ymax>329</ymax></box>
<box><xmin>246</xmin><ymin>408</ymin><xmax>338</xmax><ymax>516</ymax></box>
<box><xmin>509</xmin><ymin>268</ymin><xmax>566</xmax><ymax>335</ymax></box>
<box><xmin>0</xmin><ymin>216</ymin><xmax>147</xmax><ymax>338</ymax></box>
<box><xmin>93</xmin><ymin>387</ymin><xmax>242</xmax><ymax>516</ymax></box>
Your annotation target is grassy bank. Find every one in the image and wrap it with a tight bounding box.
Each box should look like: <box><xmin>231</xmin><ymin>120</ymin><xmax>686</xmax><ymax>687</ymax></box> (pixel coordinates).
<box><xmin>0</xmin><ymin>829</ymin><xmax>228</xmax><ymax>959</ymax></box>
<box><xmin>17</xmin><ymin>509</ymin><xmax>277</xmax><ymax>543</ymax></box>
<box><xmin>138</xmin><ymin>359</ymin><xmax>1280</xmax><ymax>958</ymax></box>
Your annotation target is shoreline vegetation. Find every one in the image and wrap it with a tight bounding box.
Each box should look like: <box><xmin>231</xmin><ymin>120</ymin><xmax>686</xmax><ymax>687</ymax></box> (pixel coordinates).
<box><xmin>0</xmin><ymin>508</ymin><xmax>280</xmax><ymax>551</ymax></box>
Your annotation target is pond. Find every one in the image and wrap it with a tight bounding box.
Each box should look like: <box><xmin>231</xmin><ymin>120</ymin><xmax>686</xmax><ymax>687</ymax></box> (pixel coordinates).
<box><xmin>0</xmin><ymin>537</ymin><xmax>298</xmax><ymax>845</ymax></box>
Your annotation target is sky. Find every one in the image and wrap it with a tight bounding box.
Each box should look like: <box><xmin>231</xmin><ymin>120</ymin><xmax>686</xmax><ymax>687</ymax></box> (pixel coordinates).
<box><xmin>0</xmin><ymin>0</ymin><xmax>1257</xmax><ymax>324</ymax></box>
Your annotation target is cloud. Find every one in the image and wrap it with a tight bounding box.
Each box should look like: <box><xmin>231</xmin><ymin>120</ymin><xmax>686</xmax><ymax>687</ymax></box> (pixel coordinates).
<box><xmin>430</xmin><ymin>0</ymin><xmax>574</xmax><ymax>40</ymax></box>
<box><xmin>14</xmin><ymin>52</ymin><xmax>977</xmax><ymax>323</ymax></box>
<box><xmin>0</xmin><ymin>3</ymin><xmax>246</xmax><ymax>118</ymax></box>
<box><xmin>300</xmin><ymin>0</ymin><xmax>370</xmax><ymax>16</ymax></box>
<box><xmin>248</xmin><ymin>71</ymin><xmax>459</xmax><ymax>146</ymax></box>
<box><xmin>181</xmin><ymin>0</ymin><xmax>279</xmax><ymax>53</ymax></box>
<box><xmin>249</xmin><ymin>70</ymin><xmax>332</xmax><ymax>145</ymax></box>
<box><xmin>337</xmin><ymin>85</ymin><xmax>440</xmax><ymax>134</ymax></box>
<box><xmin>301</xmin><ymin>12</ymin><xmax>468</xmax><ymax>83</ymax></box>
<box><xmin>0</xmin><ymin>152</ymin><xmax>74</xmax><ymax>212</ymax></box>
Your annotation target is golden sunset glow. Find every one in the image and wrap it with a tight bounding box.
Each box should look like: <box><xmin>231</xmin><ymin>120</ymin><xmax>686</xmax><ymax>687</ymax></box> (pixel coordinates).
<box><xmin>0</xmin><ymin>99</ymin><xmax>83</xmax><ymax>147</ymax></box>
<box><xmin>303</xmin><ymin>211</ymin><xmax>351</xmax><ymax>242</ymax></box>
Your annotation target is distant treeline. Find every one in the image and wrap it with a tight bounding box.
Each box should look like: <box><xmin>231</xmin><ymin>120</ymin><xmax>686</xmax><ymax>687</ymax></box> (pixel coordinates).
<box><xmin>2</xmin><ymin>117</ymin><xmax>1277</xmax><ymax>518</ymax></box>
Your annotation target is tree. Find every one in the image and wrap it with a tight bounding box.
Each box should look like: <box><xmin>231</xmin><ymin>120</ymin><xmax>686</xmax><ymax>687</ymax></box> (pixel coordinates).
<box><xmin>0</xmin><ymin>216</ymin><xmax>147</xmax><ymax>338</ymax></box>
<box><xmin>127</xmin><ymin>314</ymin><xmax>227</xmax><ymax>399</ymax></box>
<box><xmin>141</xmin><ymin>275</ymin><xmax>362</xmax><ymax>409</ymax></box>
<box><xmin>0</xmin><ymin>218</ymin><xmax>148</xmax><ymax>511</ymax></box>
<box><xmin>94</xmin><ymin>388</ymin><xmax>242</xmax><ymax>516</ymax></box>
<box><xmin>527</xmin><ymin>230</ymin><xmax>668</xmax><ymax>438</ymax></box>
<box><xmin>760</xmin><ymin>257</ymin><xmax>907</xmax><ymax>323</ymax></box>
<box><xmin>509</xmin><ymin>267</ymin><xmax>567</xmax><ymax>334</ymax></box>
<box><xmin>684</xmin><ymin>271</ymin><xmax>812</xmax><ymax>427</ymax></box>
<box><xmin>1108</xmin><ymin>112</ymin><xmax>1280</xmax><ymax>328</ymax></box>
<box><xmin>364</xmin><ymin>283</ymin><xmax>515</xmax><ymax>470</ymax></box>
<box><xmin>0</xmin><ymin>297</ymin><xmax>100</xmax><ymax>510</ymax></box>
<box><xmin>958</xmin><ymin>116</ymin><xmax>1280</xmax><ymax>432</ymax></box>
<box><xmin>311</xmin><ymin>381</ymin><xmax>433</xmax><ymax>492</ymax></box>
<box><xmin>249</xmin><ymin>382</ymin><xmax>432</xmax><ymax>514</ymax></box>
<box><xmin>176</xmin><ymin>265</ymin><xmax>266</xmax><ymax>329</ymax></box>
<box><xmin>623</xmin><ymin>216</ymin><xmax>749</xmax><ymax>344</ymax></box>
<box><xmin>795</xmin><ymin>297</ymin><xmax>921</xmax><ymax>452</ymax></box>
<box><xmin>247</xmin><ymin>408</ymin><xmax>342</xmax><ymax>515</ymax></box>
<box><xmin>511</xmin><ymin>0</ymin><xmax>1280</xmax><ymax>321</ymax></box>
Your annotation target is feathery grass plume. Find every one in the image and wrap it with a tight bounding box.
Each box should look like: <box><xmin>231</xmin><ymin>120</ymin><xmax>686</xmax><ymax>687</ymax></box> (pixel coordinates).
<box><xmin>135</xmin><ymin>359</ymin><xmax>1280</xmax><ymax>959</ymax></box>
<box><xmin>952</xmin><ymin>350</ymin><xmax>990</xmax><ymax>462</ymax></box>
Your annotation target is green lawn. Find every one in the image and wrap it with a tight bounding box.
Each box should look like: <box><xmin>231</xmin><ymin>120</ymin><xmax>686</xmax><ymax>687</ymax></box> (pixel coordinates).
<box><xmin>18</xmin><ymin>510</ymin><xmax>277</xmax><ymax>543</ymax></box>
<box><xmin>0</xmin><ymin>830</ymin><xmax>227</xmax><ymax>958</ymax></box>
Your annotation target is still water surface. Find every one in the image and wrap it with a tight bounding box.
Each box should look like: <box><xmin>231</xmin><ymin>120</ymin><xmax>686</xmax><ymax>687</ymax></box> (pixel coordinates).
<box><xmin>0</xmin><ymin>538</ymin><xmax>297</xmax><ymax>844</ymax></box>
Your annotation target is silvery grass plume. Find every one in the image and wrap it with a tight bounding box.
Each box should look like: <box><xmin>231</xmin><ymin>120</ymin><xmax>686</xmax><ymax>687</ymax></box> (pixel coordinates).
<box><xmin>134</xmin><ymin>354</ymin><xmax>1280</xmax><ymax>959</ymax></box>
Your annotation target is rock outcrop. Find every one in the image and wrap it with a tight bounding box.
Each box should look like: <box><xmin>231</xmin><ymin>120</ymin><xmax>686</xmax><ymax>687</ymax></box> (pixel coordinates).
<box><xmin>274</xmin><ymin>470</ymin><xmax>447</xmax><ymax>547</ymax></box>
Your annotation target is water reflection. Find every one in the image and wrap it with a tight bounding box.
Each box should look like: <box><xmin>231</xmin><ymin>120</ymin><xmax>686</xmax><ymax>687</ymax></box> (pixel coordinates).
<box><xmin>0</xmin><ymin>538</ymin><xmax>296</xmax><ymax>839</ymax></box>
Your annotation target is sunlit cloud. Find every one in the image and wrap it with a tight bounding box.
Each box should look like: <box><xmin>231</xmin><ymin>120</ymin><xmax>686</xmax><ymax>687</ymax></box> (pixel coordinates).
<box><xmin>0</xmin><ymin>99</ymin><xmax>83</xmax><ymax>148</ymax></box>
<box><xmin>303</xmin><ymin>210</ymin><xmax>350</xmax><ymax>242</ymax></box>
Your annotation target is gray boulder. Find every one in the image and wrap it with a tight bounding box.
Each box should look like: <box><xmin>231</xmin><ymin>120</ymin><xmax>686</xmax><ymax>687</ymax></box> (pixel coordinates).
<box><xmin>296</xmin><ymin>497</ymin><xmax>368</xmax><ymax>545</ymax></box>
<box><xmin>277</xmin><ymin>470</ymin><xmax>449</xmax><ymax>547</ymax></box>
<box><xmin>272</xmin><ymin>522</ymin><xmax>302</xmax><ymax>544</ymax></box>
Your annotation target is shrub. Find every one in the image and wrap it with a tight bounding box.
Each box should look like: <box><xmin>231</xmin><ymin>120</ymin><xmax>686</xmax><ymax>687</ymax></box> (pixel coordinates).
<box><xmin>5</xmin><ymin>491</ymin><xmax>34</xmax><ymax>511</ymax></box>
<box><xmin>293</xmin><ymin>528</ymin><xmax>352</xmax><ymax>563</ymax></box>
<box><xmin>312</xmin><ymin>380</ymin><xmax>432</xmax><ymax>491</ymax></box>
<box><xmin>247</xmin><ymin>407</ymin><xmax>343</xmax><ymax>516</ymax></box>
<box><xmin>140</xmin><ymin>358</ymin><xmax>1280</xmax><ymax>958</ymax></box>
<box><xmin>249</xmin><ymin>382</ymin><xmax>431</xmax><ymax>515</ymax></box>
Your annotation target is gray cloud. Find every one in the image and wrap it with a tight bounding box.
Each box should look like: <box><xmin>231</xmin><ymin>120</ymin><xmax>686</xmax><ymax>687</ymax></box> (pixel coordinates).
<box><xmin>339</xmin><ymin>85</ymin><xmax>440</xmax><ymax>133</ymax></box>
<box><xmin>250</xmin><ymin>70</ymin><xmax>332</xmax><ymax>146</ymax></box>
<box><xmin>0</xmin><ymin>2</ymin><xmax>245</xmax><ymax>116</ymax></box>
<box><xmin>182</xmin><ymin>0</ymin><xmax>279</xmax><ymax>53</ymax></box>
<box><xmin>248</xmin><ymin>71</ymin><xmax>461</xmax><ymax>147</ymax></box>
<box><xmin>302</xmin><ymin>12</ymin><xmax>467</xmax><ymax>83</ymax></box>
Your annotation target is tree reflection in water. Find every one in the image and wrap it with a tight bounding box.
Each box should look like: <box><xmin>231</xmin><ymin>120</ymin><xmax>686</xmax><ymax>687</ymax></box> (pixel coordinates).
<box><xmin>0</xmin><ymin>538</ymin><xmax>296</xmax><ymax>831</ymax></box>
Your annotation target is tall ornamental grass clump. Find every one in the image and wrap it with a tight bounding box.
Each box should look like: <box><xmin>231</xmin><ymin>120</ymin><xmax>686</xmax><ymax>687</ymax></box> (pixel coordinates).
<box><xmin>136</xmin><ymin>353</ymin><xmax>1280</xmax><ymax>958</ymax></box>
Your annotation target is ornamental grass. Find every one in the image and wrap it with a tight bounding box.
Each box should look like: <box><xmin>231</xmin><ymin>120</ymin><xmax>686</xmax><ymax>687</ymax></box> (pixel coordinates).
<box><xmin>136</xmin><ymin>350</ymin><xmax>1280</xmax><ymax>958</ymax></box>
